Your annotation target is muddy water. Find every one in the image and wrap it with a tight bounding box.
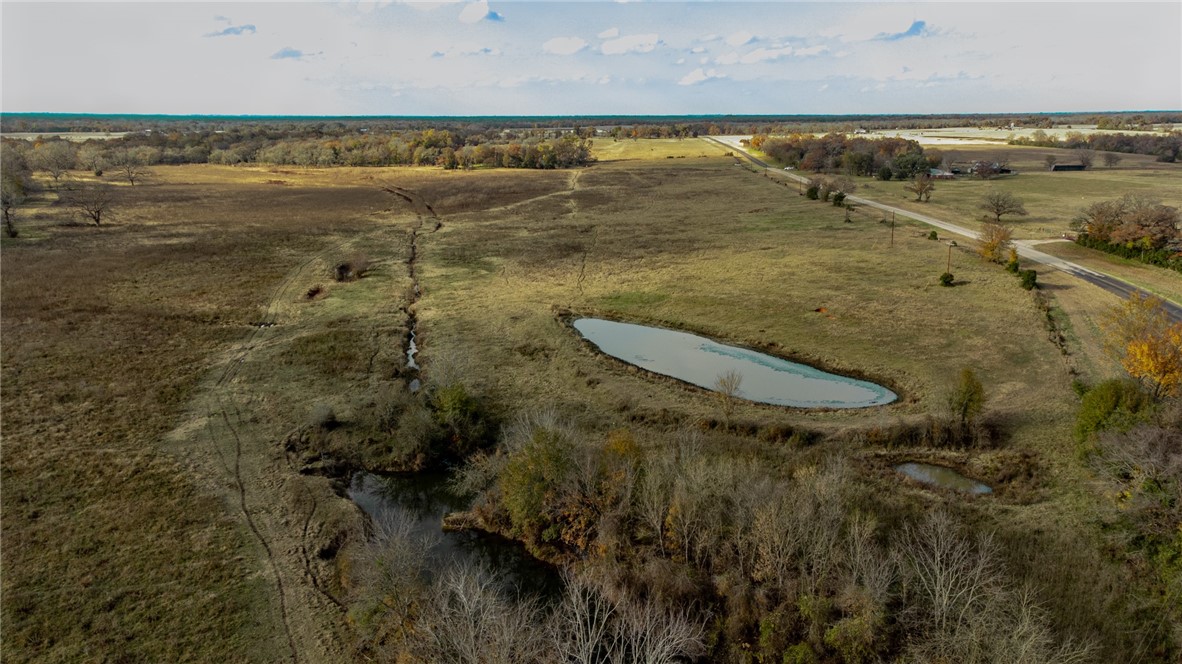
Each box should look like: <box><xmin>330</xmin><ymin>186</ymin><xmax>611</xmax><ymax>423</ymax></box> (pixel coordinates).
<box><xmin>573</xmin><ymin>318</ymin><xmax>896</xmax><ymax>408</ymax></box>
<box><xmin>348</xmin><ymin>471</ymin><xmax>561</xmax><ymax>597</ymax></box>
<box><xmin>895</xmin><ymin>462</ymin><xmax>992</xmax><ymax>494</ymax></box>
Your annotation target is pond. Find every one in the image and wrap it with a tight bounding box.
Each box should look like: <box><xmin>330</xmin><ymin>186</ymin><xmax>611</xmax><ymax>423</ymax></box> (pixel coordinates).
<box><xmin>572</xmin><ymin>318</ymin><xmax>896</xmax><ymax>408</ymax></box>
<box><xmin>348</xmin><ymin>471</ymin><xmax>561</xmax><ymax>598</ymax></box>
<box><xmin>895</xmin><ymin>462</ymin><xmax>993</xmax><ymax>495</ymax></box>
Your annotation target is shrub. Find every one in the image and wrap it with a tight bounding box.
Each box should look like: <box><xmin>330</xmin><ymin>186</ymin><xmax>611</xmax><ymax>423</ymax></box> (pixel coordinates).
<box><xmin>430</xmin><ymin>383</ymin><xmax>490</xmax><ymax>456</ymax></box>
<box><xmin>1019</xmin><ymin>269</ymin><xmax>1037</xmax><ymax>290</ymax></box>
<box><xmin>948</xmin><ymin>367</ymin><xmax>985</xmax><ymax>429</ymax></box>
<box><xmin>928</xmin><ymin>230</ymin><xmax>938</xmax><ymax>241</ymax></box>
<box><xmin>308</xmin><ymin>403</ymin><xmax>338</xmax><ymax>429</ymax></box>
<box><xmin>805</xmin><ymin>185</ymin><xmax>819</xmax><ymax>200</ymax></box>
<box><xmin>832</xmin><ymin>191</ymin><xmax>846</xmax><ymax>206</ymax></box>
<box><xmin>939</xmin><ymin>272</ymin><xmax>954</xmax><ymax>287</ymax></box>
<box><xmin>783</xmin><ymin>643</ymin><xmax>819</xmax><ymax>664</ymax></box>
<box><xmin>877</xmin><ymin>166</ymin><xmax>892</xmax><ymax>181</ymax></box>
<box><xmin>1074</xmin><ymin>378</ymin><xmax>1152</xmax><ymax>444</ymax></box>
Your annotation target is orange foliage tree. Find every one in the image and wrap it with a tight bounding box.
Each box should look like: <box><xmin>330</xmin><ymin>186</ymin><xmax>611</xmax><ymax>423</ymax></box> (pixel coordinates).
<box><xmin>1103</xmin><ymin>293</ymin><xmax>1182</xmax><ymax>399</ymax></box>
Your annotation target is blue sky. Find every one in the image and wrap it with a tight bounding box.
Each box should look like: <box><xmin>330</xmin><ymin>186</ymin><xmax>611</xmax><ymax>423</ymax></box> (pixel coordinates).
<box><xmin>2</xmin><ymin>1</ymin><xmax>1179</xmax><ymax>115</ymax></box>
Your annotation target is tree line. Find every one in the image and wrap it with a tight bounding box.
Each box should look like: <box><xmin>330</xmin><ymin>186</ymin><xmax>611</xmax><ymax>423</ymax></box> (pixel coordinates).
<box><xmin>1</xmin><ymin>129</ymin><xmax>594</xmax><ymax>171</ymax></box>
<box><xmin>752</xmin><ymin>133</ymin><xmax>935</xmax><ymax>179</ymax></box>
<box><xmin>1072</xmin><ymin>194</ymin><xmax>1182</xmax><ymax>270</ymax></box>
<box><xmin>1010</xmin><ymin>129</ymin><xmax>1182</xmax><ymax>162</ymax></box>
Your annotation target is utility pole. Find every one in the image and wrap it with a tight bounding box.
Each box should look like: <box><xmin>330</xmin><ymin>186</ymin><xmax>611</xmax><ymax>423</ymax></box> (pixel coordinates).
<box><xmin>890</xmin><ymin>212</ymin><xmax>895</xmax><ymax>247</ymax></box>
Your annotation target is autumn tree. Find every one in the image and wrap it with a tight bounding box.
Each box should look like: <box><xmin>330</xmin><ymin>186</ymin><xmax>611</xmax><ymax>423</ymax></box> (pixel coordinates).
<box><xmin>1102</xmin><ymin>293</ymin><xmax>1182</xmax><ymax>399</ymax></box>
<box><xmin>977</xmin><ymin>222</ymin><xmax>1013</xmax><ymax>262</ymax></box>
<box><xmin>904</xmin><ymin>174</ymin><xmax>935</xmax><ymax>202</ymax></box>
<box><xmin>979</xmin><ymin>190</ymin><xmax>1028</xmax><ymax>223</ymax></box>
<box><xmin>1073</xmin><ymin>194</ymin><xmax>1181</xmax><ymax>249</ymax></box>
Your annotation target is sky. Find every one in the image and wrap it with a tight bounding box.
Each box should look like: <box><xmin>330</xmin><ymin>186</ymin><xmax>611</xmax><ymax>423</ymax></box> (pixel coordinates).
<box><xmin>1</xmin><ymin>1</ymin><xmax>1180</xmax><ymax>116</ymax></box>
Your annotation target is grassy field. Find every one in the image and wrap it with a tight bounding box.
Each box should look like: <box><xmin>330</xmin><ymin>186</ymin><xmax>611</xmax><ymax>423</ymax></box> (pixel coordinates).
<box><xmin>2</xmin><ymin>141</ymin><xmax>1173</xmax><ymax>661</ymax></box>
<box><xmin>853</xmin><ymin>149</ymin><xmax>1182</xmax><ymax>241</ymax></box>
<box><xmin>0</xmin><ymin>165</ymin><xmax>399</xmax><ymax>662</ymax></box>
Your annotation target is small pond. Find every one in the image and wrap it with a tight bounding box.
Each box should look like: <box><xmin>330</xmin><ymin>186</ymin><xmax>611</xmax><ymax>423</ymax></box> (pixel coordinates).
<box><xmin>572</xmin><ymin>318</ymin><xmax>896</xmax><ymax>408</ymax></box>
<box><xmin>348</xmin><ymin>471</ymin><xmax>561</xmax><ymax>598</ymax></box>
<box><xmin>895</xmin><ymin>462</ymin><xmax>993</xmax><ymax>495</ymax></box>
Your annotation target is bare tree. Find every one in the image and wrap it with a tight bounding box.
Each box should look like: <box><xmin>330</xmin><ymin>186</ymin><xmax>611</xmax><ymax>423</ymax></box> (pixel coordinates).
<box><xmin>1044</xmin><ymin>154</ymin><xmax>1058</xmax><ymax>170</ymax></box>
<box><xmin>637</xmin><ymin>458</ymin><xmax>674</xmax><ymax>555</ymax></box>
<box><xmin>412</xmin><ymin>561</ymin><xmax>546</xmax><ymax>664</ymax></box>
<box><xmin>1102</xmin><ymin>152</ymin><xmax>1123</xmax><ymax>168</ymax></box>
<box><xmin>76</xmin><ymin>144</ymin><xmax>106</xmax><ymax>175</ymax></box>
<box><xmin>1075</xmin><ymin>149</ymin><xmax>1096</xmax><ymax>170</ymax></box>
<box><xmin>1</xmin><ymin>150</ymin><xmax>32</xmax><ymax>238</ymax></box>
<box><xmin>616</xmin><ymin>593</ymin><xmax>706</xmax><ymax>664</ymax></box>
<box><xmin>108</xmin><ymin>148</ymin><xmax>151</xmax><ymax>185</ymax></box>
<box><xmin>713</xmin><ymin>369</ymin><xmax>743</xmax><ymax>424</ymax></box>
<box><xmin>904</xmin><ymin>175</ymin><xmax>935</xmax><ymax>202</ymax></box>
<box><xmin>67</xmin><ymin>183</ymin><xmax>114</xmax><ymax>226</ymax></box>
<box><xmin>32</xmin><ymin>141</ymin><xmax>75</xmax><ymax>184</ymax></box>
<box><xmin>351</xmin><ymin>508</ymin><xmax>437</xmax><ymax>645</ymax></box>
<box><xmin>550</xmin><ymin>574</ymin><xmax>622</xmax><ymax>664</ymax></box>
<box><xmin>900</xmin><ymin>511</ymin><xmax>999</xmax><ymax>635</ymax></box>
<box><xmin>979</xmin><ymin>190</ymin><xmax>1029</xmax><ymax>224</ymax></box>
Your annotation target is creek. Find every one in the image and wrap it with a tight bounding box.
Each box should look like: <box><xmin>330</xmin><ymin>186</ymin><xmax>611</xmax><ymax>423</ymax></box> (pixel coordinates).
<box><xmin>348</xmin><ymin>471</ymin><xmax>562</xmax><ymax>597</ymax></box>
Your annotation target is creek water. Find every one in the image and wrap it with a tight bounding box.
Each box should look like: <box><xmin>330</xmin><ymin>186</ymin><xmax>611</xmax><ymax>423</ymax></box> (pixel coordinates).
<box><xmin>348</xmin><ymin>471</ymin><xmax>561</xmax><ymax>597</ymax></box>
<box><xmin>572</xmin><ymin>318</ymin><xmax>896</xmax><ymax>408</ymax></box>
<box><xmin>895</xmin><ymin>462</ymin><xmax>993</xmax><ymax>495</ymax></box>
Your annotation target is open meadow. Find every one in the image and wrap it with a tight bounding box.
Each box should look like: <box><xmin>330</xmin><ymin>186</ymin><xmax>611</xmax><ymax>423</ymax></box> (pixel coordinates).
<box><xmin>2</xmin><ymin>138</ymin><xmax>1177</xmax><ymax>661</ymax></box>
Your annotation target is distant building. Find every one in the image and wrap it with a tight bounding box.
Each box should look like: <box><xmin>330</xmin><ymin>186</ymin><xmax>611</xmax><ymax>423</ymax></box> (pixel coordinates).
<box><xmin>928</xmin><ymin>168</ymin><xmax>955</xmax><ymax>179</ymax></box>
<box><xmin>1050</xmin><ymin>164</ymin><xmax>1087</xmax><ymax>172</ymax></box>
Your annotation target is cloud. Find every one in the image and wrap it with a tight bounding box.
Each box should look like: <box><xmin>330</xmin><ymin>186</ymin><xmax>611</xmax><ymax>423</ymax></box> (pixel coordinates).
<box><xmin>738</xmin><ymin>46</ymin><xmax>793</xmax><ymax>64</ymax></box>
<box><xmin>874</xmin><ymin>20</ymin><xmax>930</xmax><ymax>42</ymax></box>
<box><xmin>271</xmin><ymin>47</ymin><xmax>308</xmax><ymax>60</ymax></box>
<box><xmin>726</xmin><ymin>31</ymin><xmax>756</xmax><ymax>47</ymax></box>
<box><xmin>543</xmin><ymin>36</ymin><xmax>587</xmax><ymax>56</ymax></box>
<box><xmin>205</xmin><ymin>24</ymin><xmax>256</xmax><ymax>37</ymax></box>
<box><xmin>678</xmin><ymin>67</ymin><xmax>725</xmax><ymax>86</ymax></box>
<box><xmin>818</xmin><ymin>83</ymin><xmax>829</xmax><ymax>91</ymax></box>
<box><xmin>433</xmin><ymin>43</ymin><xmax>502</xmax><ymax>57</ymax></box>
<box><xmin>795</xmin><ymin>45</ymin><xmax>828</xmax><ymax>57</ymax></box>
<box><xmin>459</xmin><ymin>1</ymin><xmax>503</xmax><ymax>24</ymax></box>
<box><xmin>601</xmin><ymin>33</ymin><xmax>660</xmax><ymax>55</ymax></box>
<box><xmin>598</xmin><ymin>27</ymin><xmax>619</xmax><ymax>39</ymax></box>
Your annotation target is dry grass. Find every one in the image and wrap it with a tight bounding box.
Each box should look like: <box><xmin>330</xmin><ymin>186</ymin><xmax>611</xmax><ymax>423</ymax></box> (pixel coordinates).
<box><xmin>1034</xmin><ymin>239</ymin><xmax>1182</xmax><ymax>305</ymax></box>
<box><xmin>847</xmin><ymin>147</ymin><xmax>1182</xmax><ymax>240</ymax></box>
<box><xmin>1</xmin><ymin>173</ymin><xmax>393</xmax><ymax>662</ymax></box>
<box><xmin>2</xmin><ymin>140</ymin><xmax>1168</xmax><ymax>661</ymax></box>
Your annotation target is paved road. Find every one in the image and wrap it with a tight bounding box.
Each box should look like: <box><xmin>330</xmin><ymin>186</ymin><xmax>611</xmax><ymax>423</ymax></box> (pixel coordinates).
<box><xmin>705</xmin><ymin>136</ymin><xmax>1182</xmax><ymax>323</ymax></box>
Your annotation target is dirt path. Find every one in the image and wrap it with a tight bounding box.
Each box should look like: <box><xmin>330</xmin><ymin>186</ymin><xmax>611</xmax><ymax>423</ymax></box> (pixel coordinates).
<box><xmin>163</xmin><ymin>195</ymin><xmax>428</xmax><ymax>662</ymax></box>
